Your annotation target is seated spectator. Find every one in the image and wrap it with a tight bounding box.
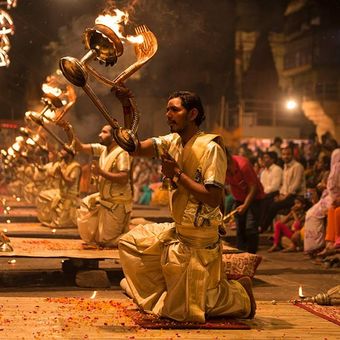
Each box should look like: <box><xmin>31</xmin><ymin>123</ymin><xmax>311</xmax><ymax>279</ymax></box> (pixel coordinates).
<box><xmin>261</xmin><ymin>145</ymin><xmax>305</xmax><ymax>232</ymax></box>
<box><xmin>306</xmin><ymin>155</ymin><xmax>330</xmax><ymax>197</ymax></box>
<box><xmin>260</xmin><ymin>151</ymin><xmax>282</xmax><ymax>198</ymax></box>
<box><xmin>267</xmin><ymin>196</ymin><xmax>307</xmax><ymax>252</ymax></box>
<box><xmin>304</xmin><ymin>148</ymin><xmax>340</xmax><ymax>255</ymax></box>
<box><xmin>316</xmin><ymin>203</ymin><xmax>340</xmax><ymax>257</ymax></box>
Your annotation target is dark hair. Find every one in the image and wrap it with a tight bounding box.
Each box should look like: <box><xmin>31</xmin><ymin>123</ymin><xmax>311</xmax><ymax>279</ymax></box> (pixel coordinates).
<box><xmin>274</xmin><ymin>136</ymin><xmax>283</xmax><ymax>144</ymax></box>
<box><xmin>264</xmin><ymin>151</ymin><xmax>278</xmax><ymax>163</ymax></box>
<box><xmin>295</xmin><ymin>195</ymin><xmax>307</xmax><ymax>206</ymax></box>
<box><xmin>168</xmin><ymin>91</ymin><xmax>206</xmax><ymax>126</ymax></box>
<box><xmin>320</xmin><ymin>155</ymin><xmax>331</xmax><ymax>170</ymax></box>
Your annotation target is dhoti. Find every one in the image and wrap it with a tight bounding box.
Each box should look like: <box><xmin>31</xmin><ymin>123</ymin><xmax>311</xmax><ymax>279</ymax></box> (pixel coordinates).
<box><xmin>77</xmin><ymin>193</ymin><xmax>131</xmax><ymax>247</ymax></box>
<box><xmin>118</xmin><ymin>222</ymin><xmax>251</xmax><ymax>322</ymax></box>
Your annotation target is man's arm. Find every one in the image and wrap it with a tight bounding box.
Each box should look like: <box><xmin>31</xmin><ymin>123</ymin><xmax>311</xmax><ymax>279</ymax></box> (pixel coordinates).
<box><xmin>91</xmin><ymin>160</ymin><xmax>129</xmax><ymax>185</ymax></box>
<box><xmin>237</xmin><ymin>184</ymin><xmax>257</xmax><ymax>215</ymax></box>
<box><xmin>74</xmin><ymin>137</ymin><xmax>92</xmax><ymax>154</ymax></box>
<box><xmin>161</xmin><ymin>152</ymin><xmax>223</xmax><ymax>208</ymax></box>
<box><xmin>114</xmin><ymin>83</ymin><xmax>156</xmax><ymax>158</ymax></box>
<box><xmin>58</xmin><ymin>165</ymin><xmax>80</xmax><ymax>186</ymax></box>
<box><xmin>266</xmin><ymin>166</ymin><xmax>282</xmax><ymax>193</ymax></box>
<box><xmin>174</xmin><ymin>172</ymin><xmax>223</xmax><ymax>208</ymax></box>
<box><xmin>288</xmin><ymin>164</ymin><xmax>304</xmax><ymax>194</ymax></box>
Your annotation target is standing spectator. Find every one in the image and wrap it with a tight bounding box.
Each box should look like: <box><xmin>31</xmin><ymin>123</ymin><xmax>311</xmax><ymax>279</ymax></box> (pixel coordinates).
<box><xmin>225</xmin><ymin>148</ymin><xmax>265</xmax><ymax>253</ymax></box>
<box><xmin>261</xmin><ymin>145</ymin><xmax>305</xmax><ymax>231</ymax></box>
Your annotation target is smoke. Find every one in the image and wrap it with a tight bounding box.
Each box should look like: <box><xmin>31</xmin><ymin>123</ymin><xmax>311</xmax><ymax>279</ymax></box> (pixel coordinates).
<box><xmin>41</xmin><ymin>0</ymin><xmax>237</xmax><ymax>140</ymax></box>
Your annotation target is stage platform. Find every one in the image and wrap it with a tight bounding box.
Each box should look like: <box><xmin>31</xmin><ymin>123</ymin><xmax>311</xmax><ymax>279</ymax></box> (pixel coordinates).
<box><xmin>0</xmin><ymin>222</ymin><xmax>80</xmax><ymax>239</ymax></box>
<box><xmin>0</xmin><ymin>296</ymin><xmax>337</xmax><ymax>339</ymax></box>
<box><xmin>0</xmin><ymin>237</ymin><xmax>119</xmax><ymax>260</ymax></box>
<box><xmin>0</xmin><ymin>203</ymin><xmax>173</xmax><ymax>223</ymax></box>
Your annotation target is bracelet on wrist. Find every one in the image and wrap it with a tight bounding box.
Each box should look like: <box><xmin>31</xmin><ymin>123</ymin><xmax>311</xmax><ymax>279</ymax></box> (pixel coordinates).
<box><xmin>172</xmin><ymin>169</ymin><xmax>183</xmax><ymax>184</ymax></box>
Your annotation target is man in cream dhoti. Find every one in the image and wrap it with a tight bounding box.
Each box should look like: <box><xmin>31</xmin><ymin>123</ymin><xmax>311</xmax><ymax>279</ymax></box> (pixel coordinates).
<box><xmin>76</xmin><ymin>125</ymin><xmax>132</xmax><ymax>248</ymax></box>
<box><xmin>37</xmin><ymin>148</ymin><xmax>81</xmax><ymax>228</ymax></box>
<box><xmin>116</xmin><ymin>89</ymin><xmax>256</xmax><ymax>323</ymax></box>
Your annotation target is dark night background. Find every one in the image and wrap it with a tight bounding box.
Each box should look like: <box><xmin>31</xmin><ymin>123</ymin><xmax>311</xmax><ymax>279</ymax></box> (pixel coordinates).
<box><xmin>0</xmin><ymin>0</ymin><xmax>288</xmax><ymax>141</ymax></box>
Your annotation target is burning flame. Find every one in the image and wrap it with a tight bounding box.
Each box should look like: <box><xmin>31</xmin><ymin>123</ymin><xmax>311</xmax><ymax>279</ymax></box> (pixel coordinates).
<box><xmin>7</xmin><ymin>147</ymin><xmax>14</xmax><ymax>156</ymax></box>
<box><xmin>12</xmin><ymin>142</ymin><xmax>21</xmax><ymax>152</ymax></box>
<box><xmin>95</xmin><ymin>11</ymin><xmax>144</xmax><ymax>45</ymax></box>
<box><xmin>15</xmin><ymin>136</ymin><xmax>24</xmax><ymax>143</ymax></box>
<box><xmin>90</xmin><ymin>291</ymin><xmax>97</xmax><ymax>299</ymax></box>
<box><xmin>42</xmin><ymin>83</ymin><xmax>62</xmax><ymax>97</ymax></box>
<box><xmin>43</xmin><ymin>108</ymin><xmax>56</xmax><ymax>121</ymax></box>
<box><xmin>26</xmin><ymin>138</ymin><xmax>35</xmax><ymax>146</ymax></box>
<box><xmin>298</xmin><ymin>285</ymin><xmax>305</xmax><ymax>298</ymax></box>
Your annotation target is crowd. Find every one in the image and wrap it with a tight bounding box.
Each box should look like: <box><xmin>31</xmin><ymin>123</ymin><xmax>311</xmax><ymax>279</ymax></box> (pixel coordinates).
<box><xmin>225</xmin><ymin>133</ymin><xmax>339</xmax><ymax>263</ymax></box>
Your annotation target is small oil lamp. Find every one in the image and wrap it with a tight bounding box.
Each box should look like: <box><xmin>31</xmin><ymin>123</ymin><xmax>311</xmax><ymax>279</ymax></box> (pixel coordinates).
<box><xmin>0</xmin><ymin>230</ymin><xmax>13</xmax><ymax>252</ymax></box>
<box><xmin>295</xmin><ymin>285</ymin><xmax>340</xmax><ymax>306</ymax></box>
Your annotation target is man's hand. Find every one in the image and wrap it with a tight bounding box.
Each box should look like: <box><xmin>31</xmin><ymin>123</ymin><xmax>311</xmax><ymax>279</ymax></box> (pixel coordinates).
<box><xmin>91</xmin><ymin>160</ymin><xmax>101</xmax><ymax>177</ymax></box>
<box><xmin>236</xmin><ymin>204</ymin><xmax>248</xmax><ymax>215</ymax></box>
<box><xmin>161</xmin><ymin>152</ymin><xmax>180</xmax><ymax>179</ymax></box>
<box><xmin>111</xmin><ymin>83</ymin><xmax>133</xmax><ymax>106</ymax></box>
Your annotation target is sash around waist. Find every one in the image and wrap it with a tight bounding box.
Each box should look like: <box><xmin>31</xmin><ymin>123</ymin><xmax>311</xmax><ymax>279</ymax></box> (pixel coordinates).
<box><xmin>175</xmin><ymin>223</ymin><xmax>219</xmax><ymax>248</ymax></box>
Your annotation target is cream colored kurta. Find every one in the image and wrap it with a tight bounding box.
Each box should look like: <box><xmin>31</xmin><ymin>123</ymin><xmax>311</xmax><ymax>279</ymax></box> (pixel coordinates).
<box><xmin>77</xmin><ymin>144</ymin><xmax>132</xmax><ymax>247</ymax></box>
<box><xmin>119</xmin><ymin>132</ymin><xmax>251</xmax><ymax>323</ymax></box>
<box><xmin>23</xmin><ymin>166</ymin><xmax>47</xmax><ymax>204</ymax></box>
<box><xmin>37</xmin><ymin>160</ymin><xmax>81</xmax><ymax>228</ymax></box>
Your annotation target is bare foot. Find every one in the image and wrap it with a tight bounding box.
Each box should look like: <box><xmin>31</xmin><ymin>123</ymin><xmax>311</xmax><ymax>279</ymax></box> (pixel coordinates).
<box><xmin>267</xmin><ymin>245</ymin><xmax>280</xmax><ymax>253</ymax></box>
<box><xmin>238</xmin><ymin>276</ymin><xmax>256</xmax><ymax>319</ymax></box>
<box><xmin>281</xmin><ymin>246</ymin><xmax>296</xmax><ymax>253</ymax></box>
<box><xmin>120</xmin><ymin>278</ymin><xmax>133</xmax><ymax>298</ymax></box>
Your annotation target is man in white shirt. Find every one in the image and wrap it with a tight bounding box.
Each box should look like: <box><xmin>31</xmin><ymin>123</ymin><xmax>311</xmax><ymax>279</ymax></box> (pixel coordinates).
<box><xmin>260</xmin><ymin>151</ymin><xmax>282</xmax><ymax>196</ymax></box>
<box><xmin>261</xmin><ymin>146</ymin><xmax>305</xmax><ymax>231</ymax></box>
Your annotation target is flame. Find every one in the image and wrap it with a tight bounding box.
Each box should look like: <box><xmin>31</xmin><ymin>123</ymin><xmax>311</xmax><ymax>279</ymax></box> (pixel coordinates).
<box><xmin>298</xmin><ymin>285</ymin><xmax>305</xmax><ymax>298</ymax></box>
<box><xmin>15</xmin><ymin>136</ymin><xmax>24</xmax><ymax>143</ymax></box>
<box><xmin>32</xmin><ymin>134</ymin><xmax>40</xmax><ymax>142</ymax></box>
<box><xmin>126</xmin><ymin>34</ymin><xmax>144</xmax><ymax>44</ymax></box>
<box><xmin>42</xmin><ymin>83</ymin><xmax>62</xmax><ymax>97</ymax></box>
<box><xmin>7</xmin><ymin>147</ymin><xmax>14</xmax><ymax>156</ymax></box>
<box><xmin>26</xmin><ymin>138</ymin><xmax>35</xmax><ymax>146</ymax></box>
<box><xmin>12</xmin><ymin>142</ymin><xmax>21</xmax><ymax>152</ymax></box>
<box><xmin>43</xmin><ymin>108</ymin><xmax>56</xmax><ymax>121</ymax></box>
<box><xmin>96</xmin><ymin>11</ymin><xmax>127</xmax><ymax>40</ymax></box>
<box><xmin>90</xmin><ymin>291</ymin><xmax>97</xmax><ymax>299</ymax></box>
<box><xmin>95</xmin><ymin>11</ymin><xmax>144</xmax><ymax>45</ymax></box>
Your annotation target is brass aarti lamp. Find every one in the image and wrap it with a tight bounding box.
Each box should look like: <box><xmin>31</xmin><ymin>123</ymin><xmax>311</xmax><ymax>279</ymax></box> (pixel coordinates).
<box><xmin>59</xmin><ymin>17</ymin><xmax>158</xmax><ymax>152</ymax></box>
<box><xmin>28</xmin><ymin>78</ymin><xmax>77</xmax><ymax>155</ymax></box>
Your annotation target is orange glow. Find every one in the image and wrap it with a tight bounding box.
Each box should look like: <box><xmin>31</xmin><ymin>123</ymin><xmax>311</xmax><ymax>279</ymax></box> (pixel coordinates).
<box><xmin>298</xmin><ymin>285</ymin><xmax>305</xmax><ymax>298</ymax></box>
<box><xmin>95</xmin><ymin>11</ymin><xmax>144</xmax><ymax>45</ymax></box>
<box><xmin>42</xmin><ymin>83</ymin><xmax>62</xmax><ymax>97</ymax></box>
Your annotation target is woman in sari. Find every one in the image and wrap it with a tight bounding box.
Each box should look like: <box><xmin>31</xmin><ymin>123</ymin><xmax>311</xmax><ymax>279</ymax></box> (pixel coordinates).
<box><xmin>304</xmin><ymin>148</ymin><xmax>340</xmax><ymax>254</ymax></box>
